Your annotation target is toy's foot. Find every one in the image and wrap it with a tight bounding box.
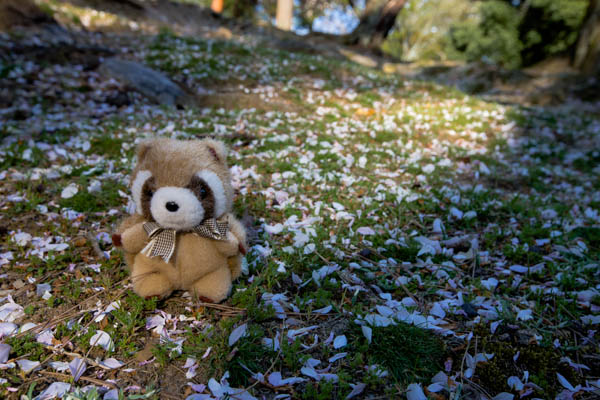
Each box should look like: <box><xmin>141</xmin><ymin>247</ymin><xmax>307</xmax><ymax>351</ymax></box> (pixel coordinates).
<box><xmin>190</xmin><ymin>268</ymin><xmax>232</xmax><ymax>303</ymax></box>
<box><xmin>132</xmin><ymin>272</ymin><xmax>173</xmax><ymax>299</ymax></box>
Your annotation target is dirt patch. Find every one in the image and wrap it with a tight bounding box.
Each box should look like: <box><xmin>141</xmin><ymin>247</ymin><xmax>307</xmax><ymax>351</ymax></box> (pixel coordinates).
<box><xmin>0</xmin><ymin>0</ymin><xmax>55</xmax><ymax>31</ymax></box>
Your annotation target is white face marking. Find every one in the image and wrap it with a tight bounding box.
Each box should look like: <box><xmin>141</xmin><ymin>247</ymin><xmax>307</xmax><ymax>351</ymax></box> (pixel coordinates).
<box><xmin>132</xmin><ymin>170</ymin><xmax>152</xmax><ymax>215</ymax></box>
<box><xmin>150</xmin><ymin>187</ymin><xmax>204</xmax><ymax>230</ymax></box>
<box><xmin>196</xmin><ymin>170</ymin><xmax>226</xmax><ymax>218</ymax></box>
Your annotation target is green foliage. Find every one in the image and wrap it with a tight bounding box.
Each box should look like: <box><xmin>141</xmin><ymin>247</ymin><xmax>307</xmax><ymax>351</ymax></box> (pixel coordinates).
<box><xmin>6</xmin><ymin>334</ymin><xmax>46</xmax><ymax>361</ymax></box>
<box><xmin>383</xmin><ymin>0</ymin><xmax>476</xmax><ymax>62</ymax></box>
<box><xmin>446</xmin><ymin>0</ymin><xmax>589</xmax><ymax>68</ymax></box>
<box><xmin>448</xmin><ymin>1</ymin><xmax>523</xmax><ymax>69</ymax></box>
<box><xmin>520</xmin><ymin>0</ymin><xmax>589</xmax><ymax>65</ymax></box>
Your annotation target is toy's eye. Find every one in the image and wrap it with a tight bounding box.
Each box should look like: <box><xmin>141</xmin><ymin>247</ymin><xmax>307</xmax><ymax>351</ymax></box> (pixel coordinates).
<box><xmin>199</xmin><ymin>187</ymin><xmax>207</xmax><ymax>198</ymax></box>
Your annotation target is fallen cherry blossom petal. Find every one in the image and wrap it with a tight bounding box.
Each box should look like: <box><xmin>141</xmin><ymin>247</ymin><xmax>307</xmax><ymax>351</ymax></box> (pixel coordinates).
<box><xmin>228</xmin><ymin>323</ymin><xmax>248</xmax><ymax>347</ymax></box>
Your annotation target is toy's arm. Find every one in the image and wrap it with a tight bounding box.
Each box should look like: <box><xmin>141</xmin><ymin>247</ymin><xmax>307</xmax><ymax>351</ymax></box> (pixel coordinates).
<box><xmin>227</xmin><ymin>214</ymin><xmax>248</xmax><ymax>255</ymax></box>
<box><xmin>214</xmin><ymin>231</ymin><xmax>240</xmax><ymax>257</ymax></box>
<box><xmin>113</xmin><ymin>214</ymin><xmax>148</xmax><ymax>254</ymax></box>
<box><xmin>120</xmin><ymin>223</ymin><xmax>148</xmax><ymax>254</ymax></box>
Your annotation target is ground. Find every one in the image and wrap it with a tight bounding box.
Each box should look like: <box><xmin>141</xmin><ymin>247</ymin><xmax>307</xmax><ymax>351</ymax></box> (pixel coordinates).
<box><xmin>0</xmin><ymin>2</ymin><xmax>599</xmax><ymax>400</ymax></box>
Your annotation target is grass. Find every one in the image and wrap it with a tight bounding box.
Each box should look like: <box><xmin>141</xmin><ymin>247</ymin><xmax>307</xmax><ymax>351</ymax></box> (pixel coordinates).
<box><xmin>365</xmin><ymin>324</ymin><xmax>445</xmax><ymax>385</ymax></box>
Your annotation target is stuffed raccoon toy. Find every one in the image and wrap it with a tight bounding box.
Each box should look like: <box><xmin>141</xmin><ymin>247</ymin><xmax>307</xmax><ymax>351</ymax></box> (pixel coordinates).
<box><xmin>112</xmin><ymin>138</ymin><xmax>247</xmax><ymax>303</ymax></box>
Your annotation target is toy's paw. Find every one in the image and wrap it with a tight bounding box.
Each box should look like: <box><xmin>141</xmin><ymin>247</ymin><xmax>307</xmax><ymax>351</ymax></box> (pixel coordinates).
<box><xmin>132</xmin><ymin>272</ymin><xmax>173</xmax><ymax>300</ymax></box>
<box><xmin>190</xmin><ymin>268</ymin><xmax>232</xmax><ymax>303</ymax></box>
<box><xmin>112</xmin><ymin>233</ymin><xmax>122</xmax><ymax>247</ymax></box>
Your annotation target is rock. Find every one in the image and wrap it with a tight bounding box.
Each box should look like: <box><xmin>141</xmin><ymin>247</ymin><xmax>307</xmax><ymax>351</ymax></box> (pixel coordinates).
<box><xmin>106</xmin><ymin>91</ymin><xmax>131</xmax><ymax>108</ymax></box>
<box><xmin>99</xmin><ymin>58</ymin><xmax>192</xmax><ymax>107</ymax></box>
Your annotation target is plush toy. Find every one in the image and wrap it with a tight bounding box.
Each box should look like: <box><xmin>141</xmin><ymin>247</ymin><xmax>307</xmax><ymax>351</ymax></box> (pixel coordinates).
<box><xmin>112</xmin><ymin>138</ymin><xmax>247</xmax><ymax>303</ymax></box>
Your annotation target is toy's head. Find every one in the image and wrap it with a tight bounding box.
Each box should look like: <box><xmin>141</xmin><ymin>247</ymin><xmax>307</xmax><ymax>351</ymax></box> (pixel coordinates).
<box><xmin>130</xmin><ymin>138</ymin><xmax>233</xmax><ymax>230</ymax></box>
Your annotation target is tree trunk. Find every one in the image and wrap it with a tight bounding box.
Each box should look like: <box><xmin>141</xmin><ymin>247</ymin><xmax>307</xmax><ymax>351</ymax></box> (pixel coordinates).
<box><xmin>346</xmin><ymin>0</ymin><xmax>407</xmax><ymax>48</ymax></box>
<box><xmin>276</xmin><ymin>0</ymin><xmax>294</xmax><ymax>31</ymax></box>
<box><xmin>574</xmin><ymin>0</ymin><xmax>600</xmax><ymax>74</ymax></box>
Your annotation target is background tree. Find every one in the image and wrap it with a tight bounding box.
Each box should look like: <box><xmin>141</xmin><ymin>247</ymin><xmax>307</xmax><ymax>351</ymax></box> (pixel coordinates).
<box><xmin>276</xmin><ymin>0</ymin><xmax>293</xmax><ymax>30</ymax></box>
<box><xmin>574</xmin><ymin>0</ymin><xmax>600</xmax><ymax>74</ymax></box>
<box><xmin>382</xmin><ymin>0</ymin><xmax>475</xmax><ymax>61</ymax></box>
<box><xmin>443</xmin><ymin>0</ymin><xmax>589</xmax><ymax>69</ymax></box>
<box><xmin>345</xmin><ymin>0</ymin><xmax>407</xmax><ymax>49</ymax></box>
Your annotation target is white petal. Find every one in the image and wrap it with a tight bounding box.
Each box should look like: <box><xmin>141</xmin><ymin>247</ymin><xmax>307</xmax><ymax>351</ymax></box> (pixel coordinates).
<box><xmin>69</xmin><ymin>357</ymin><xmax>86</xmax><ymax>381</ymax></box>
<box><xmin>0</xmin><ymin>344</ymin><xmax>10</xmax><ymax>363</ymax></box>
<box><xmin>406</xmin><ymin>383</ymin><xmax>427</xmax><ymax>400</ymax></box>
<box><xmin>361</xmin><ymin>326</ymin><xmax>372</xmax><ymax>343</ymax></box>
<box><xmin>61</xmin><ymin>183</ymin><xmax>79</xmax><ymax>199</ymax></box>
<box><xmin>90</xmin><ymin>330</ymin><xmax>114</xmax><ymax>351</ymax></box>
<box><xmin>228</xmin><ymin>323</ymin><xmax>248</xmax><ymax>347</ymax></box>
<box><xmin>36</xmin><ymin>330</ymin><xmax>55</xmax><ymax>345</ymax></box>
<box><xmin>356</xmin><ymin>227</ymin><xmax>375</xmax><ymax>235</ymax></box>
<box><xmin>264</xmin><ymin>224</ymin><xmax>284</xmax><ymax>234</ymax></box>
<box><xmin>491</xmin><ymin>393</ymin><xmax>514</xmax><ymax>400</ymax></box>
<box><xmin>328</xmin><ymin>352</ymin><xmax>347</xmax><ymax>363</ymax></box>
<box><xmin>432</xmin><ymin>218</ymin><xmax>444</xmax><ymax>233</ymax></box>
<box><xmin>427</xmin><ymin>382</ymin><xmax>445</xmax><ymax>393</ymax></box>
<box><xmin>516</xmin><ymin>309</ymin><xmax>533</xmax><ymax>321</ymax></box>
<box><xmin>37</xmin><ymin>382</ymin><xmax>71</xmax><ymax>399</ymax></box>
<box><xmin>556</xmin><ymin>372</ymin><xmax>576</xmax><ymax>391</ymax></box>
<box><xmin>17</xmin><ymin>359</ymin><xmax>40</xmax><ymax>373</ymax></box>
<box><xmin>314</xmin><ymin>305</ymin><xmax>332</xmax><ymax>314</ymax></box>
<box><xmin>345</xmin><ymin>382</ymin><xmax>365</xmax><ymax>399</ymax></box>
<box><xmin>100</xmin><ymin>358</ymin><xmax>124</xmax><ymax>369</ymax></box>
<box><xmin>333</xmin><ymin>335</ymin><xmax>347</xmax><ymax>349</ymax></box>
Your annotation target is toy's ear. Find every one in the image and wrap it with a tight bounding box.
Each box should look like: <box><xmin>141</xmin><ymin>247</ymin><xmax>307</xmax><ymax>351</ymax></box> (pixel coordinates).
<box><xmin>201</xmin><ymin>139</ymin><xmax>228</xmax><ymax>164</ymax></box>
<box><xmin>136</xmin><ymin>140</ymin><xmax>154</xmax><ymax>163</ymax></box>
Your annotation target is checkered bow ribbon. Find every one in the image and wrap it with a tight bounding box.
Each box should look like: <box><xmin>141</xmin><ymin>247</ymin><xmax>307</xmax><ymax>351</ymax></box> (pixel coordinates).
<box><xmin>141</xmin><ymin>218</ymin><xmax>229</xmax><ymax>263</ymax></box>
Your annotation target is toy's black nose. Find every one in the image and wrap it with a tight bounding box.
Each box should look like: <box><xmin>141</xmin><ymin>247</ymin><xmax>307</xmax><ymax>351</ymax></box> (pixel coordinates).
<box><xmin>165</xmin><ymin>202</ymin><xmax>179</xmax><ymax>212</ymax></box>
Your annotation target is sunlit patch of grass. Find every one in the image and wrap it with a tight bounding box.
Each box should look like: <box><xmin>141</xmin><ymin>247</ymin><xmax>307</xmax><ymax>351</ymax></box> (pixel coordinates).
<box><xmin>58</xmin><ymin>179</ymin><xmax>124</xmax><ymax>212</ymax></box>
<box><xmin>90</xmin><ymin>136</ymin><xmax>124</xmax><ymax>159</ymax></box>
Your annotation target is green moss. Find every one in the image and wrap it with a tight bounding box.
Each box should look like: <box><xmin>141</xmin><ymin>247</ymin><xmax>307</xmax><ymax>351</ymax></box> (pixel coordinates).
<box><xmin>6</xmin><ymin>334</ymin><xmax>46</xmax><ymax>361</ymax></box>
<box><xmin>477</xmin><ymin>339</ymin><xmax>581</xmax><ymax>397</ymax></box>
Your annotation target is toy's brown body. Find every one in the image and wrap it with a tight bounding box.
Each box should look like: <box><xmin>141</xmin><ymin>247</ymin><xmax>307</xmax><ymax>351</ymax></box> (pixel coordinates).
<box><xmin>116</xmin><ymin>212</ymin><xmax>246</xmax><ymax>301</ymax></box>
<box><xmin>113</xmin><ymin>138</ymin><xmax>247</xmax><ymax>303</ymax></box>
